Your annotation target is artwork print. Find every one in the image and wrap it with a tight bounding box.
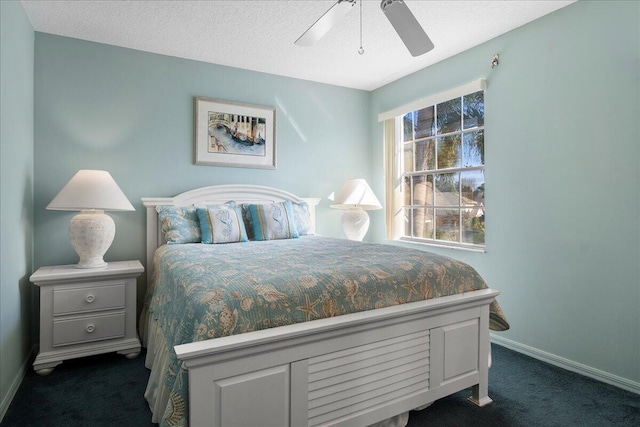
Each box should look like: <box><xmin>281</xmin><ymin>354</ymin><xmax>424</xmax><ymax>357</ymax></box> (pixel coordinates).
<box><xmin>207</xmin><ymin>112</ymin><xmax>266</xmax><ymax>157</ymax></box>
<box><xmin>194</xmin><ymin>97</ymin><xmax>276</xmax><ymax>169</ymax></box>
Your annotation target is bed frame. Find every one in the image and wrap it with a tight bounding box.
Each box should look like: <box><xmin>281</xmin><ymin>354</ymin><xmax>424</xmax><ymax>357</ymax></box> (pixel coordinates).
<box><xmin>142</xmin><ymin>184</ymin><xmax>498</xmax><ymax>427</ymax></box>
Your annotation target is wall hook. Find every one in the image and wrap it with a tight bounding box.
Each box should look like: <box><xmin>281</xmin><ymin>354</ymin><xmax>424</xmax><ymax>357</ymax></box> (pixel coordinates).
<box><xmin>491</xmin><ymin>54</ymin><xmax>499</xmax><ymax>68</ymax></box>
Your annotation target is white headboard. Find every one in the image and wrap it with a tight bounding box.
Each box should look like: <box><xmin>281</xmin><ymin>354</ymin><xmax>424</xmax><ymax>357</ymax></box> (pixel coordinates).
<box><xmin>141</xmin><ymin>184</ymin><xmax>321</xmax><ymax>281</ymax></box>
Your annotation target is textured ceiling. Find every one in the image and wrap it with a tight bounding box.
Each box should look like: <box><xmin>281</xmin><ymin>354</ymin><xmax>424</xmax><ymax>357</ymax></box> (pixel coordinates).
<box><xmin>21</xmin><ymin>0</ymin><xmax>574</xmax><ymax>91</ymax></box>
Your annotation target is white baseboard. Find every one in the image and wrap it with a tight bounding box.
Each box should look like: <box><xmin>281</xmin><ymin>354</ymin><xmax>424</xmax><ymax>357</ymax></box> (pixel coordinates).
<box><xmin>0</xmin><ymin>345</ymin><xmax>37</xmax><ymax>423</ymax></box>
<box><xmin>490</xmin><ymin>334</ymin><xmax>640</xmax><ymax>395</ymax></box>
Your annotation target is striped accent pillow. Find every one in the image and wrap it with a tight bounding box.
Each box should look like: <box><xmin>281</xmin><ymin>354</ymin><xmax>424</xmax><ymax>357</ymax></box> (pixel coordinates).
<box><xmin>197</xmin><ymin>206</ymin><xmax>248</xmax><ymax>244</ymax></box>
<box><xmin>248</xmin><ymin>201</ymin><xmax>299</xmax><ymax>241</ymax></box>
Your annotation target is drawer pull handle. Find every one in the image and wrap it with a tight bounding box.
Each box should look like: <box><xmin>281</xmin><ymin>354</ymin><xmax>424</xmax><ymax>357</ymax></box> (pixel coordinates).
<box><xmin>86</xmin><ymin>324</ymin><xmax>95</xmax><ymax>333</ymax></box>
<box><xmin>86</xmin><ymin>294</ymin><xmax>95</xmax><ymax>303</ymax></box>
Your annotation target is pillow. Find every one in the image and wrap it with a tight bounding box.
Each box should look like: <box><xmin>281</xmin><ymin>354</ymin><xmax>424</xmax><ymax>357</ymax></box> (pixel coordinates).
<box><xmin>197</xmin><ymin>206</ymin><xmax>248</xmax><ymax>244</ymax></box>
<box><xmin>291</xmin><ymin>201</ymin><xmax>314</xmax><ymax>236</ymax></box>
<box><xmin>156</xmin><ymin>202</ymin><xmax>236</xmax><ymax>244</ymax></box>
<box><xmin>240</xmin><ymin>203</ymin><xmax>255</xmax><ymax>241</ymax></box>
<box><xmin>247</xmin><ymin>201</ymin><xmax>299</xmax><ymax>241</ymax></box>
<box><xmin>156</xmin><ymin>206</ymin><xmax>201</xmax><ymax>244</ymax></box>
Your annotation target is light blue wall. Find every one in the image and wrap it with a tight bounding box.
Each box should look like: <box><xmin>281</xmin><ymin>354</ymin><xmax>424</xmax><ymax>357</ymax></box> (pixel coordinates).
<box><xmin>370</xmin><ymin>1</ymin><xmax>640</xmax><ymax>385</ymax></box>
<box><xmin>24</xmin><ymin>0</ymin><xmax>640</xmax><ymax>403</ymax></box>
<box><xmin>0</xmin><ymin>0</ymin><xmax>35</xmax><ymax>419</ymax></box>
<box><xmin>33</xmin><ymin>35</ymin><xmax>371</xmax><ymax>286</ymax></box>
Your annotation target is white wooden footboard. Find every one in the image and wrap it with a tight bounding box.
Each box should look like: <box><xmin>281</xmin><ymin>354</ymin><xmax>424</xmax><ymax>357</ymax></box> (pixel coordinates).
<box><xmin>175</xmin><ymin>288</ymin><xmax>498</xmax><ymax>427</ymax></box>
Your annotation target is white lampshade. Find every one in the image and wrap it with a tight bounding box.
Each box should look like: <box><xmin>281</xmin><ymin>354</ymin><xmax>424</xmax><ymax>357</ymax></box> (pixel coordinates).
<box><xmin>330</xmin><ymin>179</ymin><xmax>382</xmax><ymax>210</ymax></box>
<box><xmin>47</xmin><ymin>170</ymin><xmax>135</xmax><ymax>211</ymax></box>
<box><xmin>331</xmin><ymin>179</ymin><xmax>382</xmax><ymax>241</ymax></box>
<box><xmin>47</xmin><ymin>170</ymin><xmax>134</xmax><ymax>269</ymax></box>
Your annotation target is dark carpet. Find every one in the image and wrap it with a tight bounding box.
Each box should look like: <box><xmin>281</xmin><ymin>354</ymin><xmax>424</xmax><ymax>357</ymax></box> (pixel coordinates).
<box><xmin>1</xmin><ymin>350</ymin><xmax>154</xmax><ymax>427</ymax></box>
<box><xmin>407</xmin><ymin>345</ymin><xmax>639</xmax><ymax>427</ymax></box>
<box><xmin>1</xmin><ymin>345</ymin><xmax>638</xmax><ymax>426</ymax></box>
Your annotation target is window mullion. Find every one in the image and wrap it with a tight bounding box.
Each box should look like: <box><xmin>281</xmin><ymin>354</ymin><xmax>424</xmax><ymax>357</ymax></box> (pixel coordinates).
<box><xmin>434</xmin><ymin>103</ymin><xmax>438</xmax><ymax>171</ymax></box>
<box><xmin>404</xmin><ymin>165</ymin><xmax>484</xmax><ymax>176</ymax></box>
<box><xmin>433</xmin><ymin>101</ymin><xmax>438</xmax><ymax>243</ymax></box>
<box><xmin>458</xmin><ymin>173</ymin><xmax>463</xmax><ymax>244</ymax></box>
<box><xmin>410</xmin><ymin>176</ymin><xmax>414</xmax><ymax>238</ymax></box>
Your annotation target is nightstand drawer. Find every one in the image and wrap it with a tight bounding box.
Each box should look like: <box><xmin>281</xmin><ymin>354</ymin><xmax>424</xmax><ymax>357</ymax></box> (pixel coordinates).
<box><xmin>53</xmin><ymin>283</ymin><xmax>125</xmax><ymax>315</ymax></box>
<box><xmin>53</xmin><ymin>313</ymin><xmax>125</xmax><ymax>347</ymax></box>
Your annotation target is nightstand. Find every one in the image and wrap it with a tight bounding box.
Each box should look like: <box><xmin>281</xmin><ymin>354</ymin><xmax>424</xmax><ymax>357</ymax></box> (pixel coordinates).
<box><xmin>30</xmin><ymin>260</ymin><xmax>144</xmax><ymax>375</ymax></box>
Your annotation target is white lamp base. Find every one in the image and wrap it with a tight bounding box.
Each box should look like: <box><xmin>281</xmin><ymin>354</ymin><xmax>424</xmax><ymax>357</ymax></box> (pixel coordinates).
<box><xmin>341</xmin><ymin>208</ymin><xmax>370</xmax><ymax>241</ymax></box>
<box><xmin>69</xmin><ymin>210</ymin><xmax>115</xmax><ymax>269</ymax></box>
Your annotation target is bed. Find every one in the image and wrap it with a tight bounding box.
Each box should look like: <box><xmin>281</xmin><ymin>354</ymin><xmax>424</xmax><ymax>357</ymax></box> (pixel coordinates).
<box><xmin>140</xmin><ymin>184</ymin><xmax>509</xmax><ymax>427</ymax></box>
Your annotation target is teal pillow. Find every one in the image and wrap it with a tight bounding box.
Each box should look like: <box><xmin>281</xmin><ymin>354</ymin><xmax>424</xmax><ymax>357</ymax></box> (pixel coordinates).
<box><xmin>248</xmin><ymin>201</ymin><xmax>299</xmax><ymax>241</ymax></box>
<box><xmin>292</xmin><ymin>201</ymin><xmax>314</xmax><ymax>236</ymax></box>
<box><xmin>197</xmin><ymin>206</ymin><xmax>248</xmax><ymax>244</ymax></box>
<box><xmin>156</xmin><ymin>206</ymin><xmax>201</xmax><ymax>244</ymax></box>
<box><xmin>240</xmin><ymin>203</ymin><xmax>255</xmax><ymax>241</ymax></box>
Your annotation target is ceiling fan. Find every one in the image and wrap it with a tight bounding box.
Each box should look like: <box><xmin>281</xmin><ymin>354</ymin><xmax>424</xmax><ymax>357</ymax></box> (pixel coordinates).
<box><xmin>295</xmin><ymin>0</ymin><xmax>434</xmax><ymax>57</ymax></box>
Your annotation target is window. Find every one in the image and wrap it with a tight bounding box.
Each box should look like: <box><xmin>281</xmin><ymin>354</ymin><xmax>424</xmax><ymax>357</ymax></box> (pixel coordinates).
<box><xmin>381</xmin><ymin>80</ymin><xmax>486</xmax><ymax>251</ymax></box>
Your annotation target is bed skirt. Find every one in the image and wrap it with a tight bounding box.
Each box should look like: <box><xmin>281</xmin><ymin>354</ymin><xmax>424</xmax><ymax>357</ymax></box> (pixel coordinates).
<box><xmin>143</xmin><ymin>311</ymin><xmax>172</xmax><ymax>424</ymax></box>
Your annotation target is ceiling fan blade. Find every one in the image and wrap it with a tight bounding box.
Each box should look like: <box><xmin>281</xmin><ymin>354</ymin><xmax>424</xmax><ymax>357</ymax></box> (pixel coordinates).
<box><xmin>295</xmin><ymin>0</ymin><xmax>356</xmax><ymax>47</ymax></box>
<box><xmin>381</xmin><ymin>0</ymin><xmax>434</xmax><ymax>57</ymax></box>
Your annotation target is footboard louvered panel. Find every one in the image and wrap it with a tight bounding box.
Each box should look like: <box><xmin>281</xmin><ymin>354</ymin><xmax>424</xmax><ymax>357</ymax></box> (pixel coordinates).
<box><xmin>307</xmin><ymin>331</ymin><xmax>430</xmax><ymax>427</ymax></box>
<box><xmin>178</xmin><ymin>290</ymin><xmax>498</xmax><ymax>427</ymax></box>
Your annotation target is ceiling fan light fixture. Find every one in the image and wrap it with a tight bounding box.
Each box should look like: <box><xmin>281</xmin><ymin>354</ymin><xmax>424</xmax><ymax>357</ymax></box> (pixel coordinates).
<box><xmin>380</xmin><ymin>0</ymin><xmax>434</xmax><ymax>57</ymax></box>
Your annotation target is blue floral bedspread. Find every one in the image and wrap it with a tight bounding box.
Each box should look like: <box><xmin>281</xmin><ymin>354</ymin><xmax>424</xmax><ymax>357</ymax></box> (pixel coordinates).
<box><xmin>144</xmin><ymin>236</ymin><xmax>509</xmax><ymax>426</ymax></box>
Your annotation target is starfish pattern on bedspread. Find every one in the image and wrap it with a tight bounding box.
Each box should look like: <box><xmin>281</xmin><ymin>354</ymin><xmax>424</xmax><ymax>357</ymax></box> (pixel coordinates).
<box><xmin>143</xmin><ymin>235</ymin><xmax>509</xmax><ymax>427</ymax></box>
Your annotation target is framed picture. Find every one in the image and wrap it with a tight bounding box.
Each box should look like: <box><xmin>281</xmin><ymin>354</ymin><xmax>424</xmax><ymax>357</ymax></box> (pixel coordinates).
<box><xmin>194</xmin><ymin>96</ymin><xmax>276</xmax><ymax>169</ymax></box>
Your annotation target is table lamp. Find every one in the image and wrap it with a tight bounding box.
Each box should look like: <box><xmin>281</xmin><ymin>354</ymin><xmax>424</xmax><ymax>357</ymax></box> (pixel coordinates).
<box><xmin>47</xmin><ymin>170</ymin><xmax>135</xmax><ymax>268</ymax></box>
<box><xmin>330</xmin><ymin>178</ymin><xmax>382</xmax><ymax>241</ymax></box>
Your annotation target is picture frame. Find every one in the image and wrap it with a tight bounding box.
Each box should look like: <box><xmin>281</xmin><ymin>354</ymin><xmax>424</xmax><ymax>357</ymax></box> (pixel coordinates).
<box><xmin>194</xmin><ymin>96</ymin><xmax>276</xmax><ymax>169</ymax></box>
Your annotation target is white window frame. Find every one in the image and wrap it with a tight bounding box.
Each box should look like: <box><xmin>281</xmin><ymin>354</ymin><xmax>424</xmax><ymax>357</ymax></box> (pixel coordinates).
<box><xmin>379</xmin><ymin>79</ymin><xmax>486</xmax><ymax>252</ymax></box>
